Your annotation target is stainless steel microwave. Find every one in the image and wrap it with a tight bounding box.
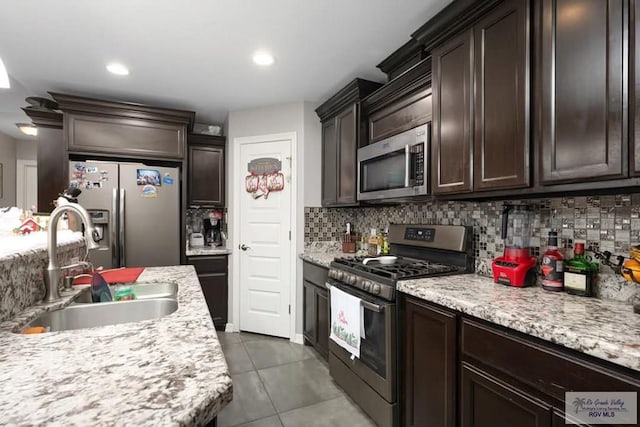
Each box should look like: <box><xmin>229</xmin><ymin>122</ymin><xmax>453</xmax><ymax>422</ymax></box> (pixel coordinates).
<box><xmin>357</xmin><ymin>124</ymin><xmax>429</xmax><ymax>201</ymax></box>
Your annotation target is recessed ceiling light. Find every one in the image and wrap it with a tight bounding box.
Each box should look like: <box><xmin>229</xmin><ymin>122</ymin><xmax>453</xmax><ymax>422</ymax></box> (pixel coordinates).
<box><xmin>252</xmin><ymin>51</ymin><xmax>275</xmax><ymax>67</ymax></box>
<box><xmin>106</xmin><ymin>62</ymin><xmax>129</xmax><ymax>76</ymax></box>
<box><xmin>16</xmin><ymin>123</ymin><xmax>37</xmax><ymax>136</ymax></box>
<box><xmin>0</xmin><ymin>57</ymin><xmax>10</xmax><ymax>88</ymax></box>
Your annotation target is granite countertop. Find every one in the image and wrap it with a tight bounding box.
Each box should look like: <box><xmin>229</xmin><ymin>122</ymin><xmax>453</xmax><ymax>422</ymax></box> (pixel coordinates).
<box><xmin>299</xmin><ymin>242</ymin><xmax>349</xmax><ymax>268</ymax></box>
<box><xmin>186</xmin><ymin>246</ymin><xmax>232</xmax><ymax>257</ymax></box>
<box><xmin>398</xmin><ymin>274</ymin><xmax>640</xmax><ymax>372</ymax></box>
<box><xmin>0</xmin><ymin>230</ymin><xmax>83</xmax><ymax>259</ymax></box>
<box><xmin>0</xmin><ymin>266</ymin><xmax>232</xmax><ymax>426</ymax></box>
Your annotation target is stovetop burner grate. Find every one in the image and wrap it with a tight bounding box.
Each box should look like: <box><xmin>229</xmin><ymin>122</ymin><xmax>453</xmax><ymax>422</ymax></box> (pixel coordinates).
<box><xmin>333</xmin><ymin>255</ymin><xmax>462</xmax><ymax>280</ymax></box>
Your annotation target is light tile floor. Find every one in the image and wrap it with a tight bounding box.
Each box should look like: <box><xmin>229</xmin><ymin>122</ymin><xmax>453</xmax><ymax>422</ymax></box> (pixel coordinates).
<box><xmin>217</xmin><ymin>332</ymin><xmax>376</xmax><ymax>427</ymax></box>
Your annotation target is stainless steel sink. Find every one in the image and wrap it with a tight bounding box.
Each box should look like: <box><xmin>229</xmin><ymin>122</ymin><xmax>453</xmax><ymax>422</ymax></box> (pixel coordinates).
<box><xmin>73</xmin><ymin>282</ymin><xmax>178</xmax><ymax>303</ymax></box>
<box><xmin>24</xmin><ymin>298</ymin><xmax>178</xmax><ymax>332</ymax></box>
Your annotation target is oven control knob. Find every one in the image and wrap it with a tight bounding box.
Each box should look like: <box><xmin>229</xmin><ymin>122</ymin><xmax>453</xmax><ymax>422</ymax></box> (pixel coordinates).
<box><xmin>347</xmin><ymin>274</ymin><xmax>357</xmax><ymax>285</ymax></box>
<box><xmin>362</xmin><ymin>281</ymin><xmax>371</xmax><ymax>292</ymax></box>
<box><xmin>335</xmin><ymin>270</ymin><xmax>344</xmax><ymax>281</ymax></box>
<box><xmin>372</xmin><ymin>284</ymin><xmax>381</xmax><ymax>295</ymax></box>
<box><xmin>328</xmin><ymin>269</ymin><xmax>336</xmax><ymax>279</ymax></box>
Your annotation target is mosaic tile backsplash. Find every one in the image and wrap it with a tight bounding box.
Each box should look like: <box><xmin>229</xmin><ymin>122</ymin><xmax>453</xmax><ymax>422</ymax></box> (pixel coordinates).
<box><xmin>304</xmin><ymin>194</ymin><xmax>640</xmax><ymax>303</ymax></box>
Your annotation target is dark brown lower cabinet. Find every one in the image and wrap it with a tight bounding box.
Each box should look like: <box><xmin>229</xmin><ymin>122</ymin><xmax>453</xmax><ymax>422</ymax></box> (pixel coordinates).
<box><xmin>302</xmin><ymin>261</ymin><xmax>329</xmax><ymax>359</ymax></box>
<box><xmin>400</xmin><ymin>295</ymin><xmax>640</xmax><ymax>427</ymax></box>
<box><xmin>460</xmin><ymin>363</ymin><xmax>552</xmax><ymax>427</ymax></box>
<box><xmin>188</xmin><ymin>255</ymin><xmax>228</xmax><ymax>330</ymax></box>
<box><xmin>402</xmin><ymin>296</ymin><xmax>457</xmax><ymax>427</ymax></box>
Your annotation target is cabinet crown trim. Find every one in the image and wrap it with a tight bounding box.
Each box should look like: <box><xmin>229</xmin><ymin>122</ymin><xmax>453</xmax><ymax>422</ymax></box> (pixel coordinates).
<box><xmin>362</xmin><ymin>58</ymin><xmax>432</xmax><ymax>114</ymax></box>
<box><xmin>50</xmin><ymin>92</ymin><xmax>195</xmax><ymax>127</ymax></box>
<box><xmin>315</xmin><ymin>78</ymin><xmax>382</xmax><ymax>121</ymax></box>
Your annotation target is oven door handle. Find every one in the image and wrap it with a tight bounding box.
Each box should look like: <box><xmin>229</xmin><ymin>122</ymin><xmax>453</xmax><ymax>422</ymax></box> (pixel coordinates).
<box><xmin>325</xmin><ymin>282</ymin><xmax>385</xmax><ymax>313</ymax></box>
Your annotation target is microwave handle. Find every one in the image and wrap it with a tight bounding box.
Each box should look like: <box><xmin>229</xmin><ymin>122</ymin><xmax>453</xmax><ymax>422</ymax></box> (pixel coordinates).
<box><xmin>405</xmin><ymin>144</ymin><xmax>410</xmax><ymax>187</ymax></box>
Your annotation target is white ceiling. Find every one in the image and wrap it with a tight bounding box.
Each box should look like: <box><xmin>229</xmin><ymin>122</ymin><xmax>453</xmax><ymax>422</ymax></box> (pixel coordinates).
<box><xmin>0</xmin><ymin>0</ymin><xmax>451</xmax><ymax>139</ymax></box>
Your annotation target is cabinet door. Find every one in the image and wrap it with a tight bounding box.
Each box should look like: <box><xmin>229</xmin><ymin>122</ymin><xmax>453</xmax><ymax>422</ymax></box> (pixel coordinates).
<box><xmin>315</xmin><ymin>286</ymin><xmax>329</xmax><ymax>359</ymax></box>
<box><xmin>460</xmin><ymin>363</ymin><xmax>552</xmax><ymax>427</ymax></box>
<box><xmin>199</xmin><ymin>273</ymin><xmax>228</xmax><ymax>330</ymax></box>
<box><xmin>474</xmin><ymin>0</ymin><xmax>530</xmax><ymax>191</ymax></box>
<box><xmin>66</xmin><ymin>113</ymin><xmax>186</xmax><ymax>160</ymax></box>
<box><xmin>402</xmin><ymin>298</ymin><xmax>457</xmax><ymax>427</ymax></box>
<box><xmin>432</xmin><ymin>30</ymin><xmax>474</xmax><ymax>195</ymax></box>
<box><xmin>336</xmin><ymin>105</ymin><xmax>358</xmax><ymax>205</ymax></box>
<box><xmin>321</xmin><ymin>119</ymin><xmax>338</xmax><ymax>206</ymax></box>
<box><xmin>188</xmin><ymin>144</ymin><xmax>225</xmax><ymax>207</ymax></box>
<box><xmin>540</xmin><ymin>0</ymin><xmax>626</xmax><ymax>183</ymax></box>
<box><xmin>303</xmin><ymin>280</ymin><xmax>317</xmax><ymax>344</ymax></box>
<box><xmin>633</xmin><ymin>0</ymin><xmax>640</xmax><ymax>176</ymax></box>
<box><xmin>369</xmin><ymin>89</ymin><xmax>433</xmax><ymax>144</ymax></box>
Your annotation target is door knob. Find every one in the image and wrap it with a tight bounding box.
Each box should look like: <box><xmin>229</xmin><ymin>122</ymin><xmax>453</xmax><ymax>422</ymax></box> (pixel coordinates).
<box><xmin>239</xmin><ymin>244</ymin><xmax>250</xmax><ymax>251</ymax></box>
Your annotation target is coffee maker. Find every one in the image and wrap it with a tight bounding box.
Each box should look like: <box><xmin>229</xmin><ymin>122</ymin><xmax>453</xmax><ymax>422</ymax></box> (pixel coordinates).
<box><xmin>203</xmin><ymin>217</ymin><xmax>222</xmax><ymax>247</ymax></box>
<box><xmin>492</xmin><ymin>204</ymin><xmax>538</xmax><ymax>287</ymax></box>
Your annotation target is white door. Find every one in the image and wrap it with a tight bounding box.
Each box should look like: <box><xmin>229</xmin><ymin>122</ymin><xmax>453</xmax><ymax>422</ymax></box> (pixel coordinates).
<box><xmin>16</xmin><ymin>160</ymin><xmax>37</xmax><ymax>211</ymax></box>
<box><xmin>238</xmin><ymin>136</ymin><xmax>292</xmax><ymax>338</ymax></box>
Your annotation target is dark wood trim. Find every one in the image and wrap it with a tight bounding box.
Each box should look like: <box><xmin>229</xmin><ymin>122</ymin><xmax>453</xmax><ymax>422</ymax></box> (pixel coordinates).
<box><xmin>362</xmin><ymin>58</ymin><xmax>431</xmax><ymax>116</ymax></box>
<box><xmin>631</xmin><ymin>0</ymin><xmax>640</xmax><ymax>176</ymax></box>
<box><xmin>315</xmin><ymin>79</ymin><xmax>383</xmax><ymax>122</ymax></box>
<box><xmin>50</xmin><ymin>92</ymin><xmax>195</xmax><ymax>128</ymax></box>
<box><xmin>376</xmin><ymin>39</ymin><xmax>426</xmax><ymax>80</ymax></box>
<box><xmin>411</xmin><ymin>0</ymin><xmax>503</xmax><ymax>52</ymax></box>
<box><xmin>22</xmin><ymin>107</ymin><xmax>63</xmax><ymax>129</ymax></box>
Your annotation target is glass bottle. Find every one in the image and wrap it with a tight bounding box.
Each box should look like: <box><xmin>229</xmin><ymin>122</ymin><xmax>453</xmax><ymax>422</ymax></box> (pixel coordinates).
<box><xmin>564</xmin><ymin>243</ymin><xmax>596</xmax><ymax>297</ymax></box>
<box><xmin>541</xmin><ymin>231</ymin><xmax>564</xmax><ymax>291</ymax></box>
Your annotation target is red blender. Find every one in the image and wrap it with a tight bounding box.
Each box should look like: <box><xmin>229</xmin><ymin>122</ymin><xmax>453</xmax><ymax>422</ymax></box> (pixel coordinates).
<box><xmin>492</xmin><ymin>205</ymin><xmax>538</xmax><ymax>287</ymax></box>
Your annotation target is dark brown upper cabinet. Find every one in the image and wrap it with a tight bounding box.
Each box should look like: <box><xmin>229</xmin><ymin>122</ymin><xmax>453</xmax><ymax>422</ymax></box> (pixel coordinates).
<box><xmin>432</xmin><ymin>30</ymin><xmax>474</xmax><ymax>195</ymax></box>
<box><xmin>22</xmin><ymin>106</ymin><xmax>65</xmax><ymax>213</ymax></box>
<box><xmin>51</xmin><ymin>92</ymin><xmax>194</xmax><ymax>161</ymax></box>
<box><xmin>633</xmin><ymin>0</ymin><xmax>640</xmax><ymax>176</ymax></box>
<box><xmin>433</xmin><ymin>0</ymin><xmax>530</xmax><ymax>196</ymax></box>
<box><xmin>363</xmin><ymin>58</ymin><xmax>433</xmax><ymax>145</ymax></box>
<box><xmin>473</xmin><ymin>0</ymin><xmax>530</xmax><ymax>191</ymax></box>
<box><xmin>538</xmin><ymin>0</ymin><xmax>626</xmax><ymax>184</ymax></box>
<box><xmin>188</xmin><ymin>134</ymin><xmax>225</xmax><ymax>207</ymax></box>
<box><xmin>316</xmin><ymin>79</ymin><xmax>382</xmax><ymax>207</ymax></box>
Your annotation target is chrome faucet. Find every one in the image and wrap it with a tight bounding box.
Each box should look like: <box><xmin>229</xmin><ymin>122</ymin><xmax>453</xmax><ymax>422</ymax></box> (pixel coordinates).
<box><xmin>44</xmin><ymin>203</ymin><xmax>101</xmax><ymax>303</ymax></box>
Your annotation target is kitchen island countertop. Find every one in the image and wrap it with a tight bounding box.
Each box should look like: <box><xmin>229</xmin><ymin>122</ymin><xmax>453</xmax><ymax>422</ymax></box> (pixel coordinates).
<box><xmin>0</xmin><ymin>265</ymin><xmax>232</xmax><ymax>426</ymax></box>
<box><xmin>398</xmin><ymin>274</ymin><xmax>640</xmax><ymax>372</ymax></box>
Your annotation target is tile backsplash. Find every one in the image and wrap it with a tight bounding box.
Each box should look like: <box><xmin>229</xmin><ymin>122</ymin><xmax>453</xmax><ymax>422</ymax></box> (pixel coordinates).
<box><xmin>304</xmin><ymin>194</ymin><xmax>640</xmax><ymax>303</ymax></box>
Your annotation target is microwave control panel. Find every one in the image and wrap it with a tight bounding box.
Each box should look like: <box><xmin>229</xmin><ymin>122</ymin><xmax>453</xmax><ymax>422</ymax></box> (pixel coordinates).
<box><xmin>410</xmin><ymin>143</ymin><xmax>424</xmax><ymax>186</ymax></box>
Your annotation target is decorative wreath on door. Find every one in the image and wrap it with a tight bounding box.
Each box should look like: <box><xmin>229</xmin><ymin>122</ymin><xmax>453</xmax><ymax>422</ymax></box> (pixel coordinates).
<box><xmin>245</xmin><ymin>157</ymin><xmax>286</xmax><ymax>199</ymax></box>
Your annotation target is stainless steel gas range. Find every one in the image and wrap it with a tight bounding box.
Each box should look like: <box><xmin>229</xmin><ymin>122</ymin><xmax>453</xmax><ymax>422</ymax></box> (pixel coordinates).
<box><xmin>326</xmin><ymin>224</ymin><xmax>474</xmax><ymax>427</ymax></box>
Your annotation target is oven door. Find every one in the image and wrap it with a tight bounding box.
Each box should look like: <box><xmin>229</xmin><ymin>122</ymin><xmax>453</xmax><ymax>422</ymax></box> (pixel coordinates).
<box><xmin>326</xmin><ymin>280</ymin><xmax>396</xmax><ymax>402</ymax></box>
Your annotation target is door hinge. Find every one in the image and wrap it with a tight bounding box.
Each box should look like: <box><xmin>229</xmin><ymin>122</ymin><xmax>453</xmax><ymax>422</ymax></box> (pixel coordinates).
<box><xmin>289</xmin><ymin>304</ymin><xmax>291</xmax><ymax>315</ymax></box>
<box><xmin>289</xmin><ymin>230</ymin><xmax>291</xmax><ymax>241</ymax></box>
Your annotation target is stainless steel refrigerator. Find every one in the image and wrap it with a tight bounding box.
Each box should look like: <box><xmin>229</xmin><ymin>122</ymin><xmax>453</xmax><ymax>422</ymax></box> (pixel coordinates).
<box><xmin>69</xmin><ymin>160</ymin><xmax>180</xmax><ymax>269</ymax></box>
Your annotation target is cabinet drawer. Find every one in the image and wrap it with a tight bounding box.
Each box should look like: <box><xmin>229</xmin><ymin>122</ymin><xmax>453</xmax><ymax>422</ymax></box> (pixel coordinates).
<box><xmin>461</xmin><ymin>319</ymin><xmax>640</xmax><ymax>403</ymax></box>
<box><xmin>188</xmin><ymin>255</ymin><xmax>228</xmax><ymax>275</ymax></box>
<box><xmin>303</xmin><ymin>261</ymin><xmax>329</xmax><ymax>287</ymax></box>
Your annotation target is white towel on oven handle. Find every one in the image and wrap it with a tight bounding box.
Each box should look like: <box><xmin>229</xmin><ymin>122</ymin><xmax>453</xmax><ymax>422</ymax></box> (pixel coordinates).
<box><xmin>329</xmin><ymin>284</ymin><xmax>362</xmax><ymax>359</ymax></box>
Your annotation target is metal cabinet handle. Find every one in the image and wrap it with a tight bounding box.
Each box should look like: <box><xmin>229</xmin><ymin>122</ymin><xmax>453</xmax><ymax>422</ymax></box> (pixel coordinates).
<box><xmin>239</xmin><ymin>244</ymin><xmax>250</xmax><ymax>251</ymax></box>
<box><xmin>325</xmin><ymin>282</ymin><xmax>385</xmax><ymax>313</ymax></box>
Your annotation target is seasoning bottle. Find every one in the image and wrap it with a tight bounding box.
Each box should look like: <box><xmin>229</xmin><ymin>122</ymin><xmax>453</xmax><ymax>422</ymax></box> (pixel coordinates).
<box><xmin>368</xmin><ymin>228</ymin><xmax>378</xmax><ymax>256</ymax></box>
<box><xmin>541</xmin><ymin>231</ymin><xmax>564</xmax><ymax>291</ymax></box>
<box><xmin>563</xmin><ymin>243</ymin><xmax>596</xmax><ymax>297</ymax></box>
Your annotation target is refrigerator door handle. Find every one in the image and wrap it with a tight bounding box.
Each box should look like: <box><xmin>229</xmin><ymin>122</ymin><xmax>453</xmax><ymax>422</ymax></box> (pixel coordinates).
<box><xmin>119</xmin><ymin>188</ymin><xmax>126</xmax><ymax>267</ymax></box>
<box><xmin>111</xmin><ymin>188</ymin><xmax>119</xmax><ymax>268</ymax></box>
